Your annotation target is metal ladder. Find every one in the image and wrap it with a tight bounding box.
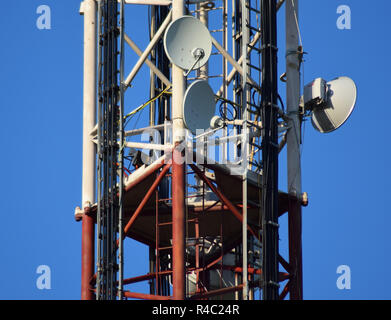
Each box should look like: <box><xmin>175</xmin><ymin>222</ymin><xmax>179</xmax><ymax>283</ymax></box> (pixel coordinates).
<box><xmin>96</xmin><ymin>0</ymin><xmax>121</xmax><ymax>300</ymax></box>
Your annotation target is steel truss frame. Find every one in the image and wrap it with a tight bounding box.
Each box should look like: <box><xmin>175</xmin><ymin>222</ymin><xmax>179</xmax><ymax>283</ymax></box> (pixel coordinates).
<box><xmin>78</xmin><ymin>0</ymin><xmax>304</xmax><ymax>301</ymax></box>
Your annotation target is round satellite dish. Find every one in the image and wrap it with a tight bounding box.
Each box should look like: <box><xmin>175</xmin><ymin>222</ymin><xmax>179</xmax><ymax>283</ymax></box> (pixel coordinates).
<box><xmin>164</xmin><ymin>16</ymin><xmax>212</xmax><ymax>71</ymax></box>
<box><xmin>183</xmin><ymin>80</ymin><xmax>216</xmax><ymax>134</ymax></box>
<box><xmin>312</xmin><ymin>76</ymin><xmax>357</xmax><ymax>133</ymax></box>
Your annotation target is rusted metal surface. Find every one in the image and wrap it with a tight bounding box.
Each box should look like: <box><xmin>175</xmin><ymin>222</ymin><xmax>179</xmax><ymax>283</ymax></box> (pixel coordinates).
<box><xmin>171</xmin><ymin>147</ymin><xmax>186</xmax><ymax>300</ymax></box>
<box><xmin>81</xmin><ymin>206</ymin><xmax>95</xmax><ymax>300</ymax></box>
<box><xmin>123</xmin><ymin>291</ymin><xmax>171</xmax><ymax>300</ymax></box>
<box><xmin>288</xmin><ymin>198</ymin><xmax>303</xmax><ymax>300</ymax></box>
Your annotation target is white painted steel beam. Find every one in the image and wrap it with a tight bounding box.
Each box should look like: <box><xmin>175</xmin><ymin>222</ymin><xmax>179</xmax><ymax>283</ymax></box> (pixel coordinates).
<box><xmin>286</xmin><ymin>0</ymin><xmax>302</xmax><ymax>196</ymax></box>
<box><xmin>81</xmin><ymin>0</ymin><xmax>96</xmax><ymax>208</ymax></box>
<box><xmin>124</xmin><ymin>141</ymin><xmax>173</xmax><ymax>151</ymax></box>
<box><xmin>124</xmin><ymin>10</ymin><xmax>172</xmax><ymax>88</ymax></box>
<box><xmin>124</xmin><ymin>34</ymin><xmax>172</xmax><ymax>87</ymax></box>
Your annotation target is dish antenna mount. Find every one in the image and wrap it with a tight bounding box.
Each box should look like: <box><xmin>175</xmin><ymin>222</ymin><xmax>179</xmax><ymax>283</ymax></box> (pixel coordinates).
<box><xmin>303</xmin><ymin>76</ymin><xmax>357</xmax><ymax>133</ymax></box>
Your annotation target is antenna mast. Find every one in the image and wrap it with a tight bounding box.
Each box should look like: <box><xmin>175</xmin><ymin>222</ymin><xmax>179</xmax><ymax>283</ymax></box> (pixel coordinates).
<box><xmin>260</xmin><ymin>0</ymin><xmax>279</xmax><ymax>300</ymax></box>
<box><xmin>286</xmin><ymin>0</ymin><xmax>303</xmax><ymax>300</ymax></box>
<box><xmin>96</xmin><ymin>0</ymin><xmax>121</xmax><ymax>300</ymax></box>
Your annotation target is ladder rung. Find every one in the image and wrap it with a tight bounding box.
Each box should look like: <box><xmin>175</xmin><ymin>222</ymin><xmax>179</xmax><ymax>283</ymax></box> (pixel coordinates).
<box><xmin>246</xmin><ymin>5</ymin><xmax>261</xmax><ymax>14</ymax></box>
<box><xmin>248</xmin><ymin>221</ymin><xmax>262</xmax><ymax>230</ymax></box>
<box><xmin>158</xmin><ymin>198</ymin><xmax>172</xmax><ymax>202</ymax></box>
<box><xmin>248</xmin><ymin>160</ymin><xmax>261</xmax><ymax>168</ymax></box>
<box><xmin>248</xmin><ymin>44</ymin><xmax>262</xmax><ymax>53</ymax></box>
<box><xmin>158</xmin><ymin>246</ymin><xmax>172</xmax><ymax>251</ymax></box>
<box><xmin>248</xmin><ymin>200</ymin><xmax>261</xmax><ymax>208</ymax></box>
<box><xmin>233</xmin><ymin>32</ymin><xmax>242</xmax><ymax>41</ymax></box>
<box><xmin>247</xmin><ymin>63</ymin><xmax>262</xmax><ymax>72</ymax></box>
<box><xmin>249</xmin><ymin>142</ymin><xmax>262</xmax><ymax>149</ymax></box>
<box><xmin>158</xmin><ymin>221</ymin><xmax>172</xmax><ymax>227</ymax></box>
<box><xmin>207</xmin><ymin>74</ymin><xmax>223</xmax><ymax>79</ymax></box>
<box><xmin>246</xmin><ymin>24</ymin><xmax>260</xmax><ymax>33</ymax></box>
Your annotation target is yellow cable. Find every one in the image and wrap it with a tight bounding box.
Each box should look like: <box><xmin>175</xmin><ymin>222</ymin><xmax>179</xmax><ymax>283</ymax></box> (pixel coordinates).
<box><xmin>124</xmin><ymin>86</ymin><xmax>172</xmax><ymax>120</ymax></box>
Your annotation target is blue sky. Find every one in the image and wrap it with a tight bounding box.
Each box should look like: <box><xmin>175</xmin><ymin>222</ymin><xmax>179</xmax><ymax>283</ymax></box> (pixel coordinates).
<box><xmin>0</xmin><ymin>0</ymin><xmax>390</xmax><ymax>300</ymax></box>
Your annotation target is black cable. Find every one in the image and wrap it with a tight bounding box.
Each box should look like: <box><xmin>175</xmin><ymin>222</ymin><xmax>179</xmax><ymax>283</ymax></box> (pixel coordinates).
<box><xmin>260</xmin><ymin>0</ymin><xmax>279</xmax><ymax>301</ymax></box>
<box><xmin>97</xmin><ymin>0</ymin><xmax>120</xmax><ymax>300</ymax></box>
<box><xmin>277</xmin><ymin>94</ymin><xmax>285</xmax><ymax>113</ymax></box>
<box><xmin>219</xmin><ymin>100</ymin><xmax>238</xmax><ymax>122</ymax></box>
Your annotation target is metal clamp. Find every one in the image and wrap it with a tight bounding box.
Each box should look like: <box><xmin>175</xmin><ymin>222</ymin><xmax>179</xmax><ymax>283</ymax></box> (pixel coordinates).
<box><xmin>184</xmin><ymin>48</ymin><xmax>205</xmax><ymax>77</ymax></box>
<box><xmin>265</xmin><ymin>220</ymin><xmax>280</xmax><ymax>228</ymax></box>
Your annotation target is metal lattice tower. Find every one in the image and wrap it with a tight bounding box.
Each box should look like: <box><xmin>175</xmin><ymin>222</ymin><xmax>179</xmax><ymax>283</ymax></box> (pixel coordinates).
<box><xmin>77</xmin><ymin>0</ymin><xmax>305</xmax><ymax>301</ymax></box>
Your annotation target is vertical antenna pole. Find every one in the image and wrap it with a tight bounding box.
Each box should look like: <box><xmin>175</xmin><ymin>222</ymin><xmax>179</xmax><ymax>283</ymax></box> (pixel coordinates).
<box><xmin>81</xmin><ymin>0</ymin><xmax>96</xmax><ymax>300</ymax></box>
<box><xmin>81</xmin><ymin>0</ymin><xmax>97</xmax><ymax>301</ymax></box>
<box><xmin>286</xmin><ymin>0</ymin><xmax>303</xmax><ymax>300</ymax></box>
<box><xmin>241</xmin><ymin>0</ymin><xmax>249</xmax><ymax>301</ymax></box>
<box><xmin>172</xmin><ymin>0</ymin><xmax>186</xmax><ymax>300</ymax></box>
<box><xmin>150</xmin><ymin>6</ymin><xmax>156</xmax><ymax>126</ymax></box>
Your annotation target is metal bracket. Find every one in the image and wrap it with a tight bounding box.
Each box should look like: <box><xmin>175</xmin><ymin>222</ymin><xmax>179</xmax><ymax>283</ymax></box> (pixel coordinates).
<box><xmin>261</xmin><ymin>44</ymin><xmax>278</xmax><ymax>51</ymax></box>
<box><xmin>184</xmin><ymin>48</ymin><xmax>205</xmax><ymax>77</ymax></box>
<box><xmin>265</xmin><ymin>221</ymin><xmax>280</xmax><ymax>228</ymax></box>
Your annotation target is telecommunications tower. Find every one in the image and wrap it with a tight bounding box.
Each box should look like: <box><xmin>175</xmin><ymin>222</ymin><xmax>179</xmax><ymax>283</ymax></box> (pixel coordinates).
<box><xmin>75</xmin><ymin>0</ymin><xmax>356</xmax><ymax>300</ymax></box>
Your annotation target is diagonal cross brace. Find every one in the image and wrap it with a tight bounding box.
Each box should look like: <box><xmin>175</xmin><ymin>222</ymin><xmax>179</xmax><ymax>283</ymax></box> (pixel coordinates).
<box><xmin>190</xmin><ymin>164</ymin><xmax>258</xmax><ymax>239</ymax></box>
<box><xmin>123</xmin><ymin>163</ymin><xmax>171</xmax><ymax>239</ymax></box>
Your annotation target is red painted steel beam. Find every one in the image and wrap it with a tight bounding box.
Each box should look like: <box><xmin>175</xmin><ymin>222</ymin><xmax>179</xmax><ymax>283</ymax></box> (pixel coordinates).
<box><xmin>279</xmin><ymin>272</ymin><xmax>291</xmax><ymax>282</ymax></box>
<box><xmin>278</xmin><ymin>254</ymin><xmax>292</xmax><ymax>274</ymax></box>
<box><xmin>124</xmin><ymin>291</ymin><xmax>171</xmax><ymax>300</ymax></box>
<box><xmin>123</xmin><ymin>163</ymin><xmax>171</xmax><ymax>238</ymax></box>
<box><xmin>81</xmin><ymin>206</ymin><xmax>95</xmax><ymax>300</ymax></box>
<box><xmin>125</xmin><ymin>203</ymin><xmax>257</xmax><ymax>217</ymax></box>
<box><xmin>279</xmin><ymin>281</ymin><xmax>290</xmax><ymax>300</ymax></box>
<box><xmin>85</xmin><ymin>159</ymin><xmax>172</xmax><ymax>293</ymax></box>
<box><xmin>190</xmin><ymin>164</ymin><xmax>258</xmax><ymax>239</ymax></box>
<box><xmin>288</xmin><ymin>198</ymin><xmax>303</xmax><ymax>300</ymax></box>
<box><xmin>123</xmin><ymin>270</ymin><xmax>172</xmax><ymax>285</ymax></box>
<box><xmin>172</xmin><ymin>146</ymin><xmax>186</xmax><ymax>300</ymax></box>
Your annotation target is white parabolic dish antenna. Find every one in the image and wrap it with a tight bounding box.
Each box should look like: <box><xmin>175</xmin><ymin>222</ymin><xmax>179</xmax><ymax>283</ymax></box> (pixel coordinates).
<box><xmin>164</xmin><ymin>15</ymin><xmax>212</xmax><ymax>71</ymax></box>
<box><xmin>312</xmin><ymin>76</ymin><xmax>357</xmax><ymax>133</ymax></box>
<box><xmin>183</xmin><ymin>80</ymin><xmax>215</xmax><ymax>134</ymax></box>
